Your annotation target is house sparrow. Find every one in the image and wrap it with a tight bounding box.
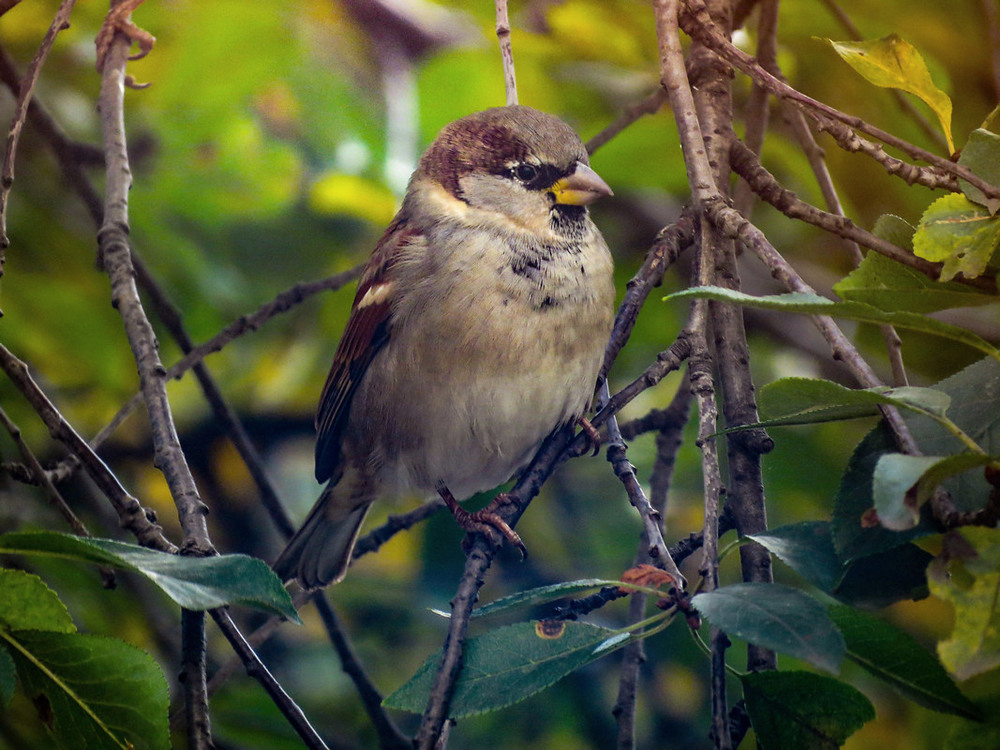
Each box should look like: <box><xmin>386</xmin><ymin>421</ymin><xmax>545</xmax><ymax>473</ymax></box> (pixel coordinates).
<box><xmin>273</xmin><ymin>105</ymin><xmax>615</xmax><ymax>588</ymax></box>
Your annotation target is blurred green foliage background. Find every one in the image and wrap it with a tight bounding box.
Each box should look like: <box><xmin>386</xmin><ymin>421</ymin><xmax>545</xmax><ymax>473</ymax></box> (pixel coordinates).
<box><xmin>0</xmin><ymin>1</ymin><xmax>997</xmax><ymax>748</ymax></box>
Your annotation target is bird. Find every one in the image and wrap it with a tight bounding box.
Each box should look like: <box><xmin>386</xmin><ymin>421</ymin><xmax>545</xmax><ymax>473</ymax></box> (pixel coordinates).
<box><xmin>273</xmin><ymin>105</ymin><xmax>615</xmax><ymax>589</ymax></box>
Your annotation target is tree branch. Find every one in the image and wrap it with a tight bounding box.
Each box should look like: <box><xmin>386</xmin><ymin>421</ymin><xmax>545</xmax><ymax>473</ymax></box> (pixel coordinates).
<box><xmin>0</xmin><ymin>0</ymin><xmax>76</xmax><ymax>248</ymax></box>
<box><xmin>679</xmin><ymin>0</ymin><xmax>998</xmax><ymax>196</ymax></box>
<box><xmin>495</xmin><ymin>0</ymin><xmax>517</xmax><ymax>105</ymax></box>
<box><xmin>0</xmin><ymin>343</ymin><xmax>175</xmax><ymax>551</ymax></box>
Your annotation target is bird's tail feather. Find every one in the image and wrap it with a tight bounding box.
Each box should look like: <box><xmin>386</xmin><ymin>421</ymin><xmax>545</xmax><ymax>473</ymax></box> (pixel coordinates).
<box><xmin>273</xmin><ymin>485</ymin><xmax>372</xmax><ymax>589</ymax></box>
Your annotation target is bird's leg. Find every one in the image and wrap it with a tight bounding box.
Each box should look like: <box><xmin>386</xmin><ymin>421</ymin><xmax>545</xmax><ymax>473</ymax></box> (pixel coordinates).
<box><xmin>437</xmin><ymin>487</ymin><xmax>528</xmax><ymax>559</ymax></box>
<box><xmin>577</xmin><ymin>416</ymin><xmax>602</xmax><ymax>456</ymax></box>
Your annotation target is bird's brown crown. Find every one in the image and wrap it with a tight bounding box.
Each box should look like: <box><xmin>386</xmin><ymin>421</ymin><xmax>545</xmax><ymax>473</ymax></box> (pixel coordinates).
<box><xmin>417</xmin><ymin>105</ymin><xmax>589</xmax><ymax>200</ymax></box>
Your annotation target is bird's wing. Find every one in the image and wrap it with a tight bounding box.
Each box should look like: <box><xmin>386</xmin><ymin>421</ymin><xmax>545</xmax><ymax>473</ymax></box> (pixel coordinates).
<box><xmin>314</xmin><ymin>217</ymin><xmax>422</xmax><ymax>482</ymax></box>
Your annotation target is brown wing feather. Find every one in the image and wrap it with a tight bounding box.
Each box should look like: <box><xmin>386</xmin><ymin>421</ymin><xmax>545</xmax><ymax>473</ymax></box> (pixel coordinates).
<box><xmin>314</xmin><ymin>217</ymin><xmax>420</xmax><ymax>482</ymax></box>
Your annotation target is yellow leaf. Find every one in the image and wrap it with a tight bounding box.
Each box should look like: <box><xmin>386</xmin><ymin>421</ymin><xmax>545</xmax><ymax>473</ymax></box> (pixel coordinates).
<box><xmin>823</xmin><ymin>34</ymin><xmax>954</xmax><ymax>154</ymax></box>
<box><xmin>308</xmin><ymin>173</ymin><xmax>398</xmax><ymax>227</ymax></box>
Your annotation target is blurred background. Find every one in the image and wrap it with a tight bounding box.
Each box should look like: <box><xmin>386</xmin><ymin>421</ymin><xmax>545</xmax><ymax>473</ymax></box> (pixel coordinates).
<box><xmin>0</xmin><ymin>1</ymin><xmax>997</xmax><ymax>747</ymax></box>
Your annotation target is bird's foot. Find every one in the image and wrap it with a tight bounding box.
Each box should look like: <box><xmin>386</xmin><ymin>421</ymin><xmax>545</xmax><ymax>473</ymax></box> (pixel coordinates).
<box><xmin>577</xmin><ymin>416</ymin><xmax>602</xmax><ymax>457</ymax></box>
<box><xmin>96</xmin><ymin>0</ymin><xmax>155</xmax><ymax>86</ymax></box>
<box><xmin>438</xmin><ymin>488</ymin><xmax>527</xmax><ymax>560</ymax></box>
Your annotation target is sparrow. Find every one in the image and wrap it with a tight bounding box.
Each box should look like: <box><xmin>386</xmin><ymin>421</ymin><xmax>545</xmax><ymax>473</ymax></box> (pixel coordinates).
<box><xmin>273</xmin><ymin>105</ymin><xmax>615</xmax><ymax>589</ymax></box>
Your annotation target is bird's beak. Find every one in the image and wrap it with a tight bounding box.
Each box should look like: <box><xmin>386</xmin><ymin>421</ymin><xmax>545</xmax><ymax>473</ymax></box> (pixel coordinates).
<box><xmin>549</xmin><ymin>162</ymin><xmax>613</xmax><ymax>206</ymax></box>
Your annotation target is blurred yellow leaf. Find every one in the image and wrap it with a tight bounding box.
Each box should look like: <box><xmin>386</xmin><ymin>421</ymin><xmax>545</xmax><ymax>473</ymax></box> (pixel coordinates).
<box><xmin>308</xmin><ymin>173</ymin><xmax>398</xmax><ymax>226</ymax></box>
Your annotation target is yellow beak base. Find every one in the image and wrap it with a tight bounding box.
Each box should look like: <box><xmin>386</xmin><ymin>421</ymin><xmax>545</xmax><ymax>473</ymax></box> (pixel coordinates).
<box><xmin>550</xmin><ymin>162</ymin><xmax>613</xmax><ymax>206</ymax></box>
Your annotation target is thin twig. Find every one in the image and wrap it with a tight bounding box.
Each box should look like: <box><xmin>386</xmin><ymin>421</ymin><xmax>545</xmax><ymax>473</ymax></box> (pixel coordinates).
<box><xmin>0</xmin><ymin>42</ymin><xmax>104</xmax><ymax>226</ymax></box>
<box><xmin>412</xmin><ymin>539</ymin><xmax>494</xmax><ymax>749</ymax></box>
<box><xmin>0</xmin><ymin>406</ymin><xmax>89</xmax><ymax>540</ymax></box>
<box><xmin>0</xmin><ymin>404</ymin><xmax>118</xmax><ymax>587</ymax></box>
<box><xmin>586</xmin><ymin>88</ymin><xmax>668</xmax><ymax>154</ymax></box>
<box><xmin>982</xmin><ymin>0</ymin><xmax>1000</xmax><ymax>100</ymax></box>
<box><xmin>99</xmin><ymin>17</ymin><xmax>213</xmax><ymax>745</ymax></box>
<box><xmin>131</xmin><ymin>255</ymin><xmax>297</xmax><ymax>537</ymax></box>
<box><xmin>654</xmin><ymin>1</ymin><xmax>731</xmax><ymax>744</ymax></box>
<box><xmin>210</xmin><ymin>609</ymin><xmax>331</xmax><ymax>750</ymax></box>
<box><xmin>600</xmin><ymin>211</ymin><xmax>695</xmax><ymax>383</ymax></box>
<box><xmin>0</xmin><ymin>343</ymin><xmax>175</xmax><ymax>551</ymax></box>
<box><xmin>777</xmin><ymin>107</ymin><xmax>911</xmax><ymax>386</ymax></box>
<box><xmin>0</xmin><ymin>0</ymin><xmax>77</xmax><ymax>248</ymax></box>
<box><xmin>181</xmin><ymin>609</ymin><xmax>212</xmax><ymax>750</ymax></box>
<box><xmin>679</xmin><ymin>0</ymin><xmax>998</xmax><ymax>198</ymax></box>
<box><xmin>352</xmin><ymin>497</ymin><xmax>445</xmax><ymax>559</ymax></box>
<box><xmin>816</xmin><ymin>0</ymin><xmax>948</xmax><ymax>152</ymax></box>
<box><xmin>600</xmin><ymin>381</ymin><xmax>685</xmax><ymax>586</ymax></box>
<box><xmin>312</xmin><ymin>595</ymin><xmax>411</xmax><ymax>749</ymax></box>
<box><xmin>689</xmin><ymin>0</ymin><xmax>777</xmax><ymax>677</ymax></box>
<box><xmin>731</xmin><ymin>0</ymin><xmax>777</xmax><ymax>217</ymax></box>
<box><xmin>42</xmin><ymin>267</ymin><xmax>361</xmax><ymax>486</ymax></box>
<box><xmin>727</xmin><ymin>138</ymin><xmax>996</xmax><ymax>293</ymax></box>
<box><xmin>98</xmin><ymin>19</ymin><xmax>211</xmax><ymax>554</ymax></box>
<box><xmin>612</xmin><ymin>381</ymin><xmax>691</xmax><ymax>749</ymax></box>
<box><xmin>495</xmin><ymin>0</ymin><xmax>517</xmax><ymax>105</ymax></box>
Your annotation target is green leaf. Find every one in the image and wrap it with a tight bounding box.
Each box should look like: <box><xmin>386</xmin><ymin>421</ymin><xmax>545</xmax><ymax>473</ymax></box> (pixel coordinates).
<box><xmin>741</xmin><ymin>670</ymin><xmax>875</xmax><ymax>750</ymax></box>
<box><xmin>692</xmin><ymin>583</ymin><xmax>845</xmax><ymax>674</ymax></box>
<box><xmin>834</xmin><ymin>250</ymin><xmax>996</xmax><ymax>313</ymax></box>
<box><xmin>756</xmin><ymin>377</ymin><xmax>950</xmax><ymax>428</ymax></box>
<box><xmin>959</xmin><ymin>129</ymin><xmax>1000</xmax><ymax>213</ymax></box>
<box><xmin>0</xmin><ymin>569</ymin><xmax>75</xmax><ymax>634</ymax></box>
<box><xmin>471</xmin><ymin>579</ymin><xmax>622</xmax><ymax>618</ymax></box>
<box><xmin>748</xmin><ymin>522</ymin><xmax>931</xmax><ymax>607</ymax></box>
<box><xmin>823</xmin><ymin>34</ymin><xmax>954</xmax><ymax>153</ymax></box>
<box><xmin>0</xmin><ymin>532</ymin><xmax>300</xmax><ymax>623</ymax></box>
<box><xmin>946</xmin><ymin>696</ymin><xmax>1000</xmax><ymax>749</ymax></box>
<box><xmin>904</xmin><ymin>357</ymin><xmax>1000</xmax><ymax>516</ymax></box>
<box><xmin>832</xmin><ymin>425</ymin><xmax>937</xmax><ymax>563</ymax></box>
<box><xmin>872</xmin><ymin>214</ymin><xmax>917</xmax><ymax>251</ymax></box>
<box><xmin>873</xmin><ymin>452</ymin><xmax>995</xmax><ymax>530</ymax></box>
<box><xmin>666</xmin><ymin>288</ymin><xmax>1000</xmax><ymax>363</ymax></box>
<box><xmin>828</xmin><ymin>604</ymin><xmax>980</xmax><ymax>719</ymax></box>
<box><xmin>914</xmin><ymin>193</ymin><xmax>1000</xmax><ymax>281</ymax></box>
<box><xmin>4</xmin><ymin>630</ymin><xmax>169</xmax><ymax>750</ymax></box>
<box><xmin>383</xmin><ymin>621</ymin><xmax>630</xmax><ymax>716</ymax></box>
<box><xmin>928</xmin><ymin>527</ymin><xmax>1000</xmax><ymax>680</ymax></box>
<box><xmin>0</xmin><ymin>646</ymin><xmax>15</xmax><ymax>707</ymax></box>
<box><xmin>749</xmin><ymin>522</ymin><xmax>842</xmax><ymax>592</ymax></box>
<box><xmin>833</xmin><ymin>543</ymin><xmax>932</xmax><ymax>608</ymax></box>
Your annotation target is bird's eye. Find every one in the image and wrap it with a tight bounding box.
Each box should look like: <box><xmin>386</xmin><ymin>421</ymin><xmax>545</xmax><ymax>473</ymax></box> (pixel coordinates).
<box><xmin>513</xmin><ymin>163</ymin><xmax>538</xmax><ymax>182</ymax></box>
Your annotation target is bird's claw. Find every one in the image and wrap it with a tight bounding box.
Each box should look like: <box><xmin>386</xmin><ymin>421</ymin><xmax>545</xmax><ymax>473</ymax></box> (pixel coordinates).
<box><xmin>95</xmin><ymin>0</ymin><xmax>155</xmax><ymax>86</ymax></box>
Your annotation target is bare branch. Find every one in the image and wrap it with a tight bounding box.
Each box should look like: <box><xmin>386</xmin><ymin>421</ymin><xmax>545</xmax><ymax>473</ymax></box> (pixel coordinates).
<box><xmin>495</xmin><ymin>0</ymin><xmax>517</xmax><ymax>105</ymax></box>
<box><xmin>728</xmin><ymin>139</ymin><xmax>997</xmax><ymax>293</ymax></box>
<box><xmin>586</xmin><ymin>88</ymin><xmax>668</xmax><ymax>154</ymax></box>
<box><xmin>352</xmin><ymin>497</ymin><xmax>444</xmax><ymax>560</ymax></box>
<box><xmin>679</xmin><ymin>0</ymin><xmax>999</xmax><ymax>196</ymax></box>
<box><xmin>600</xmin><ymin>211</ymin><xmax>695</xmax><ymax>383</ymax></box>
<box><xmin>816</xmin><ymin>0</ymin><xmax>947</xmax><ymax>151</ymax></box>
<box><xmin>99</xmin><ymin>15</ymin><xmax>213</xmax><ymax>745</ymax></box>
<box><xmin>0</xmin><ymin>343</ymin><xmax>175</xmax><ymax>552</ymax></box>
<box><xmin>0</xmin><ymin>0</ymin><xmax>77</xmax><ymax>248</ymax></box>
<box><xmin>0</xmin><ymin>405</ymin><xmax>116</xmax><ymax>587</ymax></box>
<box><xmin>732</xmin><ymin>0</ymin><xmax>777</xmax><ymax>217</ymax></box>
<box><xmin>601</xmin><ymin>381</ymin><xmax>685</xmax><ymax>585</ymax></box>
<box><xmin>98</xmin><ymin>14</ymin><xmax>210</xmax><ymax>555</ymax></box>
<box><xmin>412</xmin><ymin>540</ymin><xmax>493</xmax><ymax>749</ymax></box>
<box><xmin>982</xmin><ymin>0</ymin><xmax>1000</xmax><ymax>100</ymax></box>
<box><xmin>312</xmin><ymin>595</ymin><xmax>411</xmax><ymax>749</ymax></box>
<box><xmin>778</xmin><ymin>108</ymin><xmax>912</xmax><ymax>386</ymax></box>
<box><xmin>613</xmin><ymin>381</ymin><xmax>691</xmax><ymax>749</ymax></box>
<box><xmin>210</xmin><ymin>609</ymin><xmax>331</xmax><ymax>750</ymax></box>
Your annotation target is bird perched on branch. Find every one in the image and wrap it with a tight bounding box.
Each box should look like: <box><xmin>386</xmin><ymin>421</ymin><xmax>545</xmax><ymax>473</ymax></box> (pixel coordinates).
<box><xmin>273</xmin><ymin>105</ymin><xmax>615</xmax><ymax>588</ymax></box>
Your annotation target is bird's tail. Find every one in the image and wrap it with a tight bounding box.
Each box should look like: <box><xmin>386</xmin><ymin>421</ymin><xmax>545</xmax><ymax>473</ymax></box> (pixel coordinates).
<box><xmin>272</xmin><ymin>483</ymin><xmax>372</xmax><ymax>589</ymax></box>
